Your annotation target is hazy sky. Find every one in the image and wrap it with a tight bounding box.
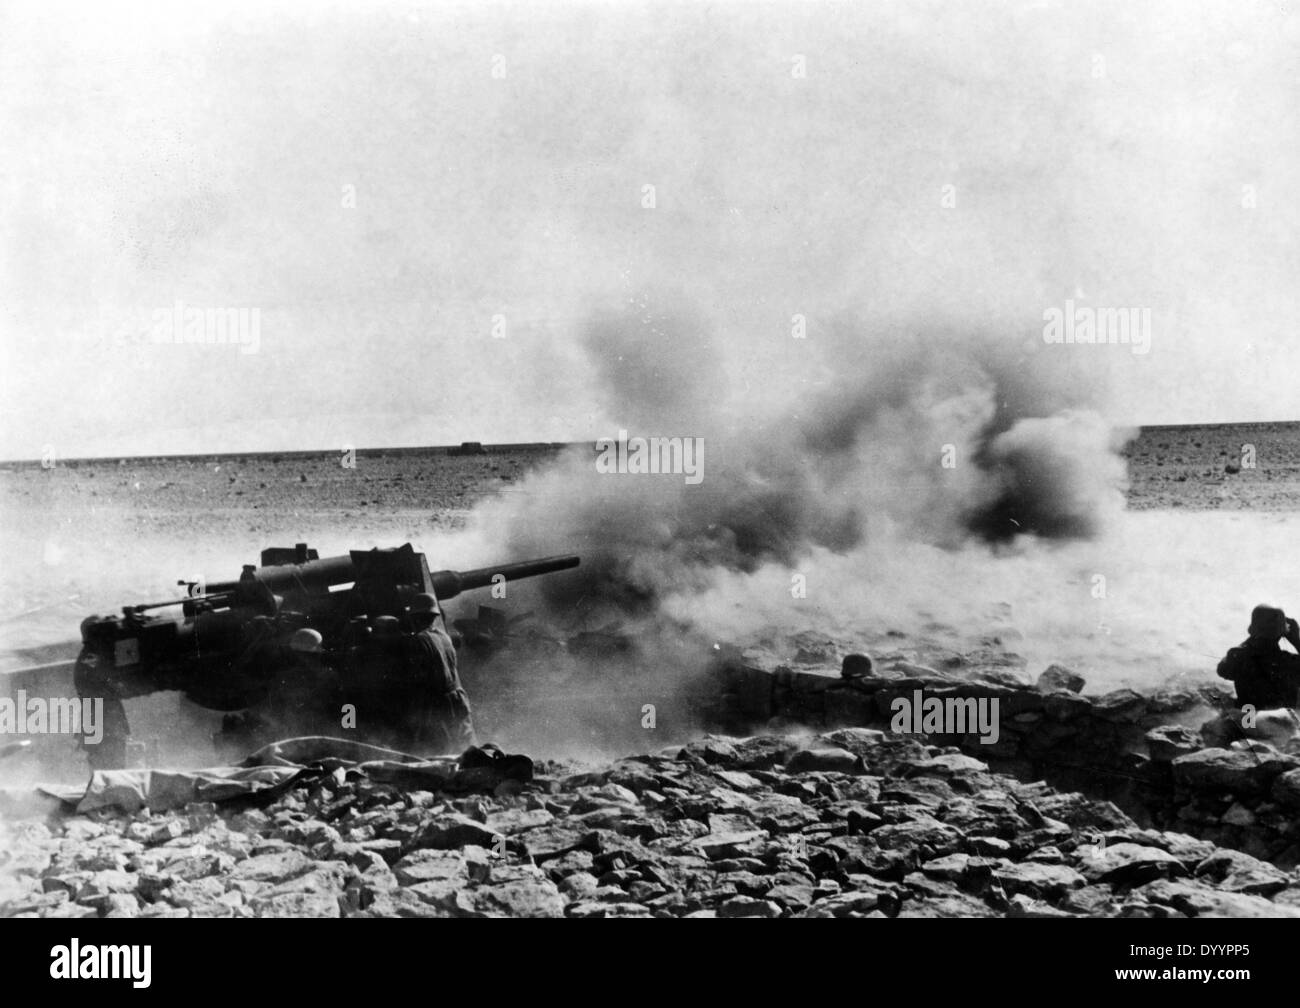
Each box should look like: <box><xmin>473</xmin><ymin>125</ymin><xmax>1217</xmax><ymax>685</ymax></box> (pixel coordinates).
<box><xmin>1</xmin><ymin>0</ymin><xmax>1297</xmax><ymax>459</ymax></box>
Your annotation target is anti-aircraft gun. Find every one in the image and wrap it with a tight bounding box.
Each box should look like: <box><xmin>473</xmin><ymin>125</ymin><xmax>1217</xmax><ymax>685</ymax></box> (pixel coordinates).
<box><xmin>74</xmin><ymin>543</ymin><xmax>579</xmax><ymax>767</ymax></box>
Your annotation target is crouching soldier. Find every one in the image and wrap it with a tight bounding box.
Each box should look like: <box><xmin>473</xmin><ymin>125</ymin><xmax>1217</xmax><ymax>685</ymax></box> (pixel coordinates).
<box><xmin>405</xmin><ymin>593</ymin><xmax>475</xmax><ymax>754</ymax></box>
<box><xmin>261</xmin><ymin>628</ymin><xmax>335</xmax><ymax>739</ymax></box>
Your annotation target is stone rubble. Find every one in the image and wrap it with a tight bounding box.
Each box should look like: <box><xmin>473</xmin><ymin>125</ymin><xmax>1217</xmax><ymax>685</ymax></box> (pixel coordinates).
<box><xmin>5</xmin><ymin>730</ymin><xmax>1300</xmax><ymax>918</ymax></box>
<box><xmin>712</xmin><ymin>648</ymin><xmax>1300</xmax><ymax>866</ymax></box>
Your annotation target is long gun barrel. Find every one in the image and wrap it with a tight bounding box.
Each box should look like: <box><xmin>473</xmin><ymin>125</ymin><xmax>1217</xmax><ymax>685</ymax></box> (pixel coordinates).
<box><xmin>430</xmin><ymin>554</ymin><xmax>580</xmax><ymax>601</ymax></box>
<box><xmin>200</xmin><ymin>551</ymin><xmax>579</xmax><ymax>605</ymax></box>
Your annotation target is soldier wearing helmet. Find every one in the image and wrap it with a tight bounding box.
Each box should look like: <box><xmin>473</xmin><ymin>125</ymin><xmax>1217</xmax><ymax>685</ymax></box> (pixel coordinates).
<box><xmin>403</xmin><ymin>592</ymin><xmax>475</xmax><ymax>754</ymax></box>
<box><xmin>343</xmin><ymin>614</ymin><xmax>408</xmax><ymax>743</ymax></box>
<box><xmin>1217</xmin><ymin>604</ymin><xmax>1300</xmax><ymax>710</ymax></box>
<box><xmin>257</xmin><ymin>626</ymin><xmax>334</xmax><ymax>738</ymax></box>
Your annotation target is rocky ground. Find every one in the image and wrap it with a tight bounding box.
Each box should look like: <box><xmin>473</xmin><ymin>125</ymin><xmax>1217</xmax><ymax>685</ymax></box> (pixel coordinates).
<box><xmin>5</xmin><ymin>729</ymin><xmax>1300</xmax><ymax>919</ymax></box>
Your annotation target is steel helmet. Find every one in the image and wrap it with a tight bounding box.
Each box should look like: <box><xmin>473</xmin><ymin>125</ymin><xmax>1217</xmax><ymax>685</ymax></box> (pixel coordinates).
<box><xmin>372</xmin><ymin>615</ymin><xmax>402</xmax><ymax>638</ymax></box>
<box><xmin>289</xmin><ymin>628</ymin><xmax>324</xmax><ymax>654</ymax></box>
<box><xmin>841</xmin><ymin>653</ymin><xmax>873</xmax><ymax>679</ymax></box>
<box><xmin>410</xmin><ymin>593</ymin><xmax>439</xmax><ymax>614</ymax></box>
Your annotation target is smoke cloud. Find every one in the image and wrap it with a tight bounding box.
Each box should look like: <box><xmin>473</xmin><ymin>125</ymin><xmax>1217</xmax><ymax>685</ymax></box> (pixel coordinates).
<box><xmin>464</xmin><ymin>297</ymin><xmax>1132</xmax><ymax>639</ymax></box>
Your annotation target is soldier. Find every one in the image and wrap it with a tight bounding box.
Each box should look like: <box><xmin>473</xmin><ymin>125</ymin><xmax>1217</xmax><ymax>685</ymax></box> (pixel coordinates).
<box><xmin>214</xmin><ymin>614</ymin><xmax>283</xmax><ymax>759</ymax></box>
<box><xmin>357</xmin><ymin>615</ymin><xmax>408</xmax><ymax>742</ymax></box>
<box><xmin>405</xmin><ymin>593</ymin><xmax>475</xmax><ymax>754</ymax></box>
<box><xmin>1217</xmin><ymin>604</ymin><xmax>1300</xmax><ymax>710</ymax></box>
<box><xmin>341</xmin><ymin>614</ymin><xmax>431</xmax><ymax>749</ymax></box>
<box><xmin>262</xmin><ymin>628</ymin><xmax>333</xmax><ymax>738</ymax></box>
<box><xmin>73</xmin><ymin>643</ymin><xmax>134</xmax><ymax>771</ymax></box>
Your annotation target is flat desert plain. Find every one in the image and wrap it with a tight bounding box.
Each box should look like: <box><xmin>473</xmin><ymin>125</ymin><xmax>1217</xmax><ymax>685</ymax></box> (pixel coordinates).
<box><xmin>1123</xmin><ymin>421</ymin><xmax>1300</xmax><ymax>510</ymax></box>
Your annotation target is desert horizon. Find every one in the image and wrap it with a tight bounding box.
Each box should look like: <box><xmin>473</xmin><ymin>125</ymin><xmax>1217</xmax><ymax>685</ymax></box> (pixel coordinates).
<box><xmin>4</xmin><ymin>417</ymin><xmax>1300</xmax><ymax>468</ymax></box>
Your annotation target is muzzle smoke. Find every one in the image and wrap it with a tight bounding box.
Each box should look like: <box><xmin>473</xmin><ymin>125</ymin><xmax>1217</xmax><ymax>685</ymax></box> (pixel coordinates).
<box><xmin>465</xmin><ymin>299</ymin><xmax>1131</xmax><ymax>634</ymax></box>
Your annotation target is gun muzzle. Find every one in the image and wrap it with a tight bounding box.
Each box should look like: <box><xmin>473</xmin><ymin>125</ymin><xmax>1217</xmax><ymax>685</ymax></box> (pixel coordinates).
<box><xmin>430</xmin><ymin>555</ymin><xmax>580</xmax><ymax>601</ymax></box>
